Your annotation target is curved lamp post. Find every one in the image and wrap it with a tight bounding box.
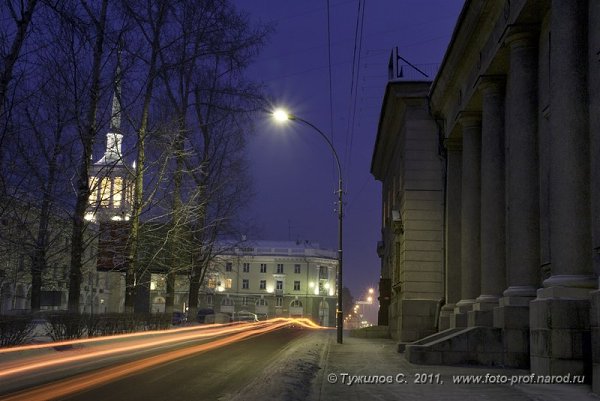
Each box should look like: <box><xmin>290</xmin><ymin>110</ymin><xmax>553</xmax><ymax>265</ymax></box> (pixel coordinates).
<box><xmin>271</xmin><ymin>108</ymin><xmax>344</xmax><ymax>344</ymax></box>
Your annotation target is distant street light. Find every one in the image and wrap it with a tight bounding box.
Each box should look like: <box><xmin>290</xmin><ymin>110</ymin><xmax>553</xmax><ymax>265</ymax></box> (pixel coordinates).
<box><xmin>271</xmin><ymin>108</ymin><xmax>344</xmax><ymax>344</ymax></box>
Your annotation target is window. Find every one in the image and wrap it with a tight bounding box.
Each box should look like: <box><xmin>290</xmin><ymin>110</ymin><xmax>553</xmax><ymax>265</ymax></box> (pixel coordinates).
<box><xmin>242</xmin><ymin>297</ymin><xmax>250</xmax><ymax>306</ymax></box>
<box><xmin>276</xmin><ymin>297</ymin><xmax>283</xmax><ymax>307</ymax></box>
<box><xmin>319</xmin><ymin>266</ymin><xmax>328</xmax><ymax>279</ymax></box>
<box><xmin>225</xmin><ymin>278</ymin><xmax>232</xmax><ymax>289</ymax></box>
<box><xmin>276</xmin><ymin>280</ymin><xmax>283</xmax><ymax>290</ymax></box>
<box><xmin>207</xmin><ymin>277</ymin><xmax>217</xmax><ymax>288</ymax></box>
<box><xmin>89</xmin><ymin>177</ymin><xmax>98</xmax><ymax>205</ymax></box>
<box><xmin>242</xmin><ymin>279</ymin><xmax>249</xmax><ymax>289</ymax></box>
<box><xmin>276</xmin><ymin>263</ymin><xmax>284</xmax><ymax>274</ymax></box>
<box><xmin>206</xmin><ymin>295</ymin><xmax>213</xmax><ymax>305</ymax></box>
<box><xmin>100</xmin><ymin>177</ymin><xmax>111</xmax><ymax>207</ymax></box>
<box><xmin>291</xmin><ymin>300</ymin><xmax>302</xmax><ymax>308</ymax></box>
<box><xmin>259</xmin><ymin>280</ymin><xmax>266</xmax><ymax>290</ymax></box>
<box><xmin>225</xmin><ymin>262</ymin><xmax>232</xmax><ymax>272</ymax></box>
<box><xmin>243</xmin><ymin>263</ymin><xmax>250</xmax><ymax>273</ymax></box>
<box><xmin>294</xmin><ymin>264</ymin><xmax>301</xmax><ymax>274</ymax></box>
<box><xmin>256</xmin><ymin>298</ymin><xmax>268</xmax><ymax>306</ymax></box>
<box><xmin>260</xmin><ymin>263</ymin><xmax>267</xmax><ymax>273</ymax></box>
<box><xmin>294</xmin><ymin>281</ymin><xmax>300</xmax><ymax>291</ymax></box>
<box><xmin>113</xmin><ymin>177</ymin><xmax>123</xmax><ymax>207</ymax></box>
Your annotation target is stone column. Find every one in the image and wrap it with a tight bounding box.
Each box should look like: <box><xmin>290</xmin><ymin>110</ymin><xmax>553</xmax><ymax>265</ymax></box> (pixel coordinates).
<box><xmin>492</xmin><ymin>28</ymin><xmax>539</xmax><ymax>368</ymax></box>
<box><xmin>469</xmin><ymin>77</ymin><xmax>506</xmax><ymax>327</ymax></box>
<box><xmin>452</xmin><ymin>113</ymin><xmax>481</xmax><ymax>327</ymax></box>
<box><xmin>531</xmin><ymin>0</ymin><xmax>595</xmax><ymax>377</ymax></box>
<box><xmin>440</xmin><ymin>138</ymin><xmax>462</xmax><ymax>330</ymax></box>
<box><xmin>503</xmin><ymin>30</ymin><xmax>540</xmax><ymax>301</ymax></box>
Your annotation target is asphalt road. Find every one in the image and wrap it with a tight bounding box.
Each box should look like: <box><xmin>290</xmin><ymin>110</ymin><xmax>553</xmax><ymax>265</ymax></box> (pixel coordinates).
<box><xmin>3</xmin><ymin>327</ymin><xmax>309</xmax><ymax>401</ymax></box>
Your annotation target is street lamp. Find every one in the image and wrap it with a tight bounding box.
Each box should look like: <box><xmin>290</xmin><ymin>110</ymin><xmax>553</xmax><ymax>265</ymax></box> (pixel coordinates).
<box><xmin>271</xmin><ymin>108</ymin><xmax>344</xmax><ymax>344</ymax></box>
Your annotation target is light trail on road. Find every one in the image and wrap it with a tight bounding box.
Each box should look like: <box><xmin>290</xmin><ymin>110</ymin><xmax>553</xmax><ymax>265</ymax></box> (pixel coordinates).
<box><xmin>0</xmin><ymin>322</ymin><xmax>233</xmax><ymax>354</ymax></box>
<box><xmin>0</xmin><ymin>318</ymin><xmax>324</xmax><ymax>401</ymax></box>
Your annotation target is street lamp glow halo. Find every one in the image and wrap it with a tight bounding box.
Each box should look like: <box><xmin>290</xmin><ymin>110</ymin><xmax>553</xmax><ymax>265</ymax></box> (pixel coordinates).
<box><xmin>272</xmin><ymin>108</ymin><xmax>291</xmax><ymax>122</ymax></box>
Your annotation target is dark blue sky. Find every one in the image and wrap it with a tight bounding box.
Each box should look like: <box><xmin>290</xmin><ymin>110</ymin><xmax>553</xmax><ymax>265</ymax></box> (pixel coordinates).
<box><xmin>236</xmin><ymin>0</ymin><xmax>463</xmax><ymax>299</ymax></box>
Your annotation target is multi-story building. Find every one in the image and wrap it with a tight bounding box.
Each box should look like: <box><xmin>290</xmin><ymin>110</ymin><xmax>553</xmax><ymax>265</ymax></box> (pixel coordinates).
<box><xmin>189</xmin><ymin>240</ymin><xmax>339</xmax><ymax>326</ymax></box>
<box><xmin>373</xmin><ymin>0</ymin><xmax>600</xmax><ymax>391</ymax></box>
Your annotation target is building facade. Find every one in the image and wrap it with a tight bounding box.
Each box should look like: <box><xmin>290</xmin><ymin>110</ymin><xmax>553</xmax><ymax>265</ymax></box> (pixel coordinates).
<box><xmin>371</xmin><ymin>81</ymin><xmax>445</xmax><ymax>342</ymax></box>
<box><xmin>373</xmin><ymin>0</ymin><xmax>600</xmax><ymax>389</ymax></box>
<box><xmin>149</xmin><ymin>240</ymin><xmax>339</xmax><ymax>326</ymax></box>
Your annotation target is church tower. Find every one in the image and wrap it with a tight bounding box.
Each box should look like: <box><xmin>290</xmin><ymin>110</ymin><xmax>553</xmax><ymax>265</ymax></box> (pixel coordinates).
<box><xmin>86</xmin><ymin>53</ymin><xmax>134</xmax><ymax>276</ymax></box>
<box><xmin>85</xmin><ymin>54</ymin><xmax>134</xmax><ymax>224</ymax></box>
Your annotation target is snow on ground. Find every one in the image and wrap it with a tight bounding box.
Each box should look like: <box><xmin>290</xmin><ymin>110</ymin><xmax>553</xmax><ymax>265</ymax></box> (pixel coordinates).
<box><xmin>226</xmin><ymin>330</ymin><xmax>330</xmax><ymax>401</ymax></box>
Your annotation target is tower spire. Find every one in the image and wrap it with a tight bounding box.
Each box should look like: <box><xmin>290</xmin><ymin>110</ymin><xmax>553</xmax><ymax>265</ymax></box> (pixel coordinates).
<box><xmin>100</xmin><ymin>46</ymin><xmax>124</xmax><ymax>164</ymax></box>
<box><xmin>110</xmin><ymin>45</ymin><xmax>122</xmax><ymax>132</ymax></box>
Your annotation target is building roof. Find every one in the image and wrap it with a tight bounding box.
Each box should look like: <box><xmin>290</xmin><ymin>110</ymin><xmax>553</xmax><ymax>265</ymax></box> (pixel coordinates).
<box><xmin>216</xmin><ymin>239</ymin><xmax>338</xmax><ymax>260</ymax></box>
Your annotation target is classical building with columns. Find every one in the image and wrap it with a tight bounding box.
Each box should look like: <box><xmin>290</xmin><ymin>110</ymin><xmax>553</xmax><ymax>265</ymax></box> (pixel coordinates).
<box><xmin>373</xmin><ymin>0</ymin><xmax>600</xmax><ymax>390</ymax></box>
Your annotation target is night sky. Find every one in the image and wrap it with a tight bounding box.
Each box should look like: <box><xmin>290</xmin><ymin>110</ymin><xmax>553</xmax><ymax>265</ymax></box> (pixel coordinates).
<box><xmin>235</xmin><ymin>0</ymin><xmax>464</xmax><ymax>300</ymax></box>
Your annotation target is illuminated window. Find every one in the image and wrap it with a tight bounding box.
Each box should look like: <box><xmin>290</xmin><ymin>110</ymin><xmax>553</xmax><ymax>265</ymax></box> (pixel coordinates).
<box><xmin>113</xmin><ymin>177</ymin><xmax>123</xmax><ymax>208</ymax></box>
<box><xmin>89</xmin><ymin>177</ymin><xmax>98</xmax><ymax>204</ymax></box>
<box><xmin>126</xmin><ymin>183</ymin><xmax>133</xmax><ymax>204</ymax></box>
<box><xmin>100</xmin><ymin>178</ymin><xmax>111</xmax><ymax>207</ymax></box>
<box><xmin>225</xmin><ymin>278</ymin><xmax>232</xmax><ymax>289</ymax></box>
<box><xmin>207</xmin><ymin>277</ymin><xmax>217</xmax><ymax>288</ymax></box>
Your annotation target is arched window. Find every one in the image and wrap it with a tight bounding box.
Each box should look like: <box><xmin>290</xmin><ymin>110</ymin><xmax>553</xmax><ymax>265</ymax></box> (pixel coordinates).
<box><xmin>290</xmin><ymin>300</ymin><xmax>302</xmax><ymax>308</ymax></box>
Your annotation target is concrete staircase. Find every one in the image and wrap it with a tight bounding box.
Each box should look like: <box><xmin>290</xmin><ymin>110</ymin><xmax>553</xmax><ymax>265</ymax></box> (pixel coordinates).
<box><xmin>403</xmin><ymin>326</ymin><xmax>528</xmax><ymax>367</ymax></box>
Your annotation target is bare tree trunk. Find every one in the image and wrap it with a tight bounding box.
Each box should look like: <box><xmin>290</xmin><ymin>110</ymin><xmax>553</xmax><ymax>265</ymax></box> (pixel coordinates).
<box><xmin>68</xmin><ymin>0</ymin><xmax>109</xmax><ymax>313</ymax></box>
<box><xmin>31</xmin><ymin>144</ymin><xmax>59</xmax><ymax>311</ymax></box>
<box><xmin>0</xmin><ymin>0</ymin><xmax>38</xmax><ymax>117</ymax></box>
<box><xmin>125</xmin><ymin>1</ymin><xmax>168</xmax><ymax>313</ymax></box>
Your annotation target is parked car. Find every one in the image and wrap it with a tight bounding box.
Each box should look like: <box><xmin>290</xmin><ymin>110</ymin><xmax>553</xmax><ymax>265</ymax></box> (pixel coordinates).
<box><xmin>232</xmin><ymin>310</ymin><xmax>259</xmax><ymax>322</ymax></box>
<box><xmin>196</xmin><ymin>308</ymin><xmax>215</xmax><ymax>323</ymax></box>
<box><xmin>172</xmin><ymin>311</ymin><xmax>187</xmax><ymax>325</ymax></box>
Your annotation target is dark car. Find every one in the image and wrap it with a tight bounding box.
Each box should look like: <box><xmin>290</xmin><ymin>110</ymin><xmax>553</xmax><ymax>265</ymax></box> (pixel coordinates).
<box><xmin>172</xmin><ymin>311</ymin><xmax>187</xmax><ymax>325</ymax></box>
<box><xmin>196</xmin><ymin>308</ymin><xmax>215</xmax><ymax>323</ymax></box>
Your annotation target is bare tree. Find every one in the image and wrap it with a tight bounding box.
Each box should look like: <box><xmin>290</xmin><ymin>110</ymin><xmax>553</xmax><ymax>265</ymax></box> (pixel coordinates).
<box><xmin>0</xmin><ymin>0</ymin><xmax>39</xmax><ymax>118</ymax></box>
<box><xmin>67</xmin><ymin>0</ymin><xmax>112</xmax><ymax>312</ymax></box>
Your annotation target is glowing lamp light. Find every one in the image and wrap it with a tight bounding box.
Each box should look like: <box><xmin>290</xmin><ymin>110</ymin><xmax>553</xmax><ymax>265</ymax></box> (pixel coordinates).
<box><xmin>308</xmin><ymin>282</ymin><xmax>314</xmax><ymax>288</ymax></box>
<box><xmin>314</xmin><ymin>287</ymin><xmax>319</xmax><ymax>295</ymax></box>
<box><xmin>272</xmin><ymin>108</ymin><xmax>290</xmax><ymax>122</ymax></box>
<box><xmin>266</xmin><ymin>286</ymin><xmax>274</xmax><ymax>293</ymax></box>
<box><xmin>324</xmin><ymin>282</ymin><xmax>330</xmax><ymax>289</ymax></box>
<box><xmin>367</xmin><ymin>296</ymin><xmax>373</xmax><ymax>303</ymax></box>
<box><xmin>368</xmin><ymin>288</ymin><xmax>374</xmax><ymax>294</ymax></box>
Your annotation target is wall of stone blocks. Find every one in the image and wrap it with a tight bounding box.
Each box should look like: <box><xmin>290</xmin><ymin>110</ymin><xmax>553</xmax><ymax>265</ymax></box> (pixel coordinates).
<box><xmin>530</xmin><ymin>298</ymin><xmax>592</xmax><ymax>378</ymax></box>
